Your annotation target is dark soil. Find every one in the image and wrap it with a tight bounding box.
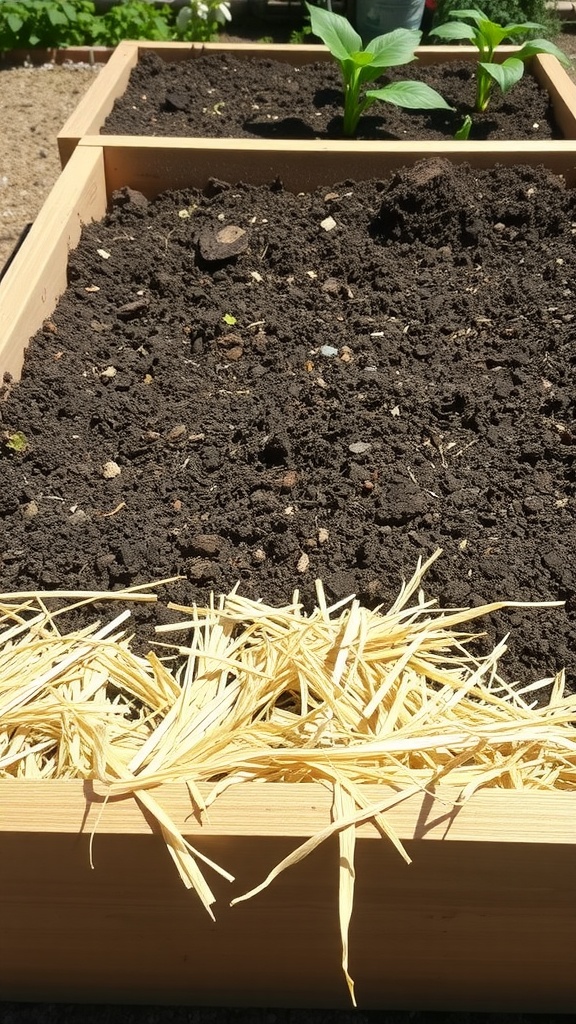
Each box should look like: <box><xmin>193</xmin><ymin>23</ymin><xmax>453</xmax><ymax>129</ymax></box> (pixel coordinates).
<box><xmin>1</xmin><ymin>159</ymin><xmax>575</xmax><ymax>691</ymax></box>
<box><xmin>102</xmin><ymin>52</ymin><xmax>560</xmax><ymax>142</ymax></box>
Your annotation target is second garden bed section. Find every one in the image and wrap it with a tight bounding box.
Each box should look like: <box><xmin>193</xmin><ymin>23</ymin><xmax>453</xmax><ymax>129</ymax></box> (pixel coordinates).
<box><xmin>57</xmin><ymin>41</ymin><xmax>576</xmax><ymax>164</ymax></box>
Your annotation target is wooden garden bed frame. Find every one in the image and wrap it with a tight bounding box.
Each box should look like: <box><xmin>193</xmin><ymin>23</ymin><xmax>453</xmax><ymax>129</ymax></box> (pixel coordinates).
<box><xmin>1</xmin><ymin>138</ymin><xmax>576</xmax><ymax>1010</ymax></box>
<box><xmin>1</xmin><ymin>778</ymin><xmax>575</xmax><ymax>1008</ymax></box>
<box><xmin>57</xmin><ymin>40</ymin><xmax>576</xmax><ymax>165</ymax></box>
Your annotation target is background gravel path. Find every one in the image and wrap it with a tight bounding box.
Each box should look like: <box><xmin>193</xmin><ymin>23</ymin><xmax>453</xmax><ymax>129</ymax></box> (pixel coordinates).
<box><xmin>0</xmin><ymin>62</ymin><xmax>100</xmax><ymax>269</ymax></box>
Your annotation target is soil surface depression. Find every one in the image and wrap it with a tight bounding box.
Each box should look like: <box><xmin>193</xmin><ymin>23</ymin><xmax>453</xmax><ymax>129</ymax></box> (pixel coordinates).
<box><xmin>103</xmin><ymin>52</ymin><xmax>560</xmax><ymax>141</ymax></box>
<box><xmin>1</xmin><ymin>159</ymin><xmax>575</xmax><ymax>691</ymax></box>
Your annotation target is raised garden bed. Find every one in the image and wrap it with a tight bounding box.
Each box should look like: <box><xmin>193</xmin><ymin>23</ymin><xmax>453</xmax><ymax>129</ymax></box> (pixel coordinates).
<box><xmin>57</xmin><ymin>40</ymin><xmax>576</xmax><ymax>164</ymax></box>
<box><xmin>1</xmin><ymin>139</ymin><xmax>576</xmax><ymax>682</ymax></box>
<box><xmin>1</xmin><ymin>141</ymin><xmax>575</xmax><ymax>1010</ymax></box>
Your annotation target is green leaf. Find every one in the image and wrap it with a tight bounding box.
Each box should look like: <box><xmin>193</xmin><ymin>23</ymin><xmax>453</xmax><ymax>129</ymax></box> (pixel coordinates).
<box><xmin>222</xmin><ymin>313</ymin><xmax>237</xmax><ymax>325</ymax></box>
<box><xmin>351</xmin><ymin>50</ymin><xmax>375</xmax><ymax>67</ymax></box>
<box><xmin>4</xmin><ymin>431</ymin><xmax>29</xmax><ymax>454</ymax></box>
<box><xmin>47</xmin><ymin>8</ymin><xmax>68</xmax><ymax>27</ymax></box>
<box><xmin>445</xmin><ymin>9</ymin><xmax>489</xmax><ymax>25</ymax></box>
<box><xmin>480</xmin><ymin>57</ymin><xmax>524</xmax><ymax>94</ymax></box>
<box><xmin>366</xmin><ymin>80</ymin><xmax>454</xmax><ymax>110</ymax></box>
<box><xmin>429</xmin><ymin>21</ymin><xmax>477</xmax><ymax>42</ymax></box>
<box><xmin>454</xmin><ymin>114</ymin><xmax>472</xmax><ymax>140</ymax></box>
<box><xmin>497</xmin><ymin>21</ymin><xmax>544</xmax><ymax>36</ymax></box>
<box><xmin>517</xmin><ymin>38</ymin><xmax>573</xmax><ymax>70</ymax></box>
<box><xmin>62</xmin><ymin>2</ymin><xmax>79</xmax><ymax>22</ymax></box>
<box><xmin>306</xmin><ymin>3</ymin><xmax>361</xmax><ymax>62</ymax></box>
<box><xmin>365</xmin><ymin>27</ymin><xmax>421</xmax><ymax>68</ymax></box>
<box><xmin>7</xmin><ymin>14</ymin><xmax>24</xmax><ymax>34</ymax></box>
<box><xmin>474</xmin><ymin>18</ymin><xmax>509</xmax><ymax>50</ymax></box>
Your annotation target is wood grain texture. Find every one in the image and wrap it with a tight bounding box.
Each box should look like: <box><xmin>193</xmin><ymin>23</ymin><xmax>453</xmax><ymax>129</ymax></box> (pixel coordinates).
<box><xmin>1</xmin><ymin>780</ymin><xmax>576</xmax><ymax>843</ymax></box>
<box><xmin>1</xmin><ymin>815</ymin><xmax>575</xmax><ymax>1008</ymax></box>
<box><xmin>0</xmin><ymin>146</ymin><xmax>106</xmax><ymax>382</ymax></box>
<box><xmin>58</xmin><ymin>40</ymin><xmax>139</xmax><ymax>166</ymax></box>
<box><xmin>92</xmin><ymin>136</ymin><xmax>576</xmax><ymax>200</ymax></box>
<box><xmin>536</xmin><ymin>50</ymin><xmax>576</xmax><ymax>138</ymax></box>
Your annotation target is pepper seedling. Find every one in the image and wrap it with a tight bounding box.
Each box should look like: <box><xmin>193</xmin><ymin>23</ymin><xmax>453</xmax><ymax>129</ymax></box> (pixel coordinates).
<box><xmin>306</xmin><ymin>3</ymin><xmax>452</xmax><ymax>138</ymax></box>
<box><xmin>429</xmin><ymin>8</ymin><xmax>572</xmax><ymax>113</ymax></box>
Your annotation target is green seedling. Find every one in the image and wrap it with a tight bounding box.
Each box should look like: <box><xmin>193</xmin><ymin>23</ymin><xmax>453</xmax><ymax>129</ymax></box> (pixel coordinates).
<box><xmin>3</xmin><ymin>430</ymin><xmax>29</xmax><ymax>454</ymax></box>
<box><xmin>455</xmin><ymin>114</ymin><xmax>473</xmax><ymax>139</ymax></box>
<box><xmin>306</xmin><ymin>3</ymin><xmax>453</xmax><ymax>138</ymax></box>
<box><xmin>222</xmin><ymin>313</ymin><xmax>237</xmax><ymax>326</ymax></box>
<box><xmin>430</xmin><ymin>8</ymin><xmax>571</xmax><ymax>113</ymax></box>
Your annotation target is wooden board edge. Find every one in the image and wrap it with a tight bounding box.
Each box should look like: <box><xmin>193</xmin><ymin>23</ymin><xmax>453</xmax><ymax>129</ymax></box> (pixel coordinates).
<box><xmin>0</xmin><ymin>147</ymin><xmax>107</xmax><ymax>382</ymax></box>
<box><xmin>1</xmin><ymin>779</ymin><xmax>575</xmax><ymax>843</ymax></box>
<box><xmin>57</xmin><ymin>40</ymin><xmax>139</xmax><ymax>167</ymax></box>
<box><xmin>78</xmin><ymin>137</ymin><xmax>576</xmax><ymax>197</ymax></box>
<box><xmin>534</xmin><ymin>51</ymin><xmax>576</xmax><ymax>139</ymax></box>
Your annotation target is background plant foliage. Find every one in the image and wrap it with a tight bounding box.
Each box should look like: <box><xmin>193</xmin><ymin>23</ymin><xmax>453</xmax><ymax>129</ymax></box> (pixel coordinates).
<box><xmin>0</xmin><ymin>0</ymin><xmax>230</xmax><ymax>49</ymax></box>
<box><xmin>431</xmin><ymin>0</ymin><xmax>560</xmax><ymax>40</ymax></box>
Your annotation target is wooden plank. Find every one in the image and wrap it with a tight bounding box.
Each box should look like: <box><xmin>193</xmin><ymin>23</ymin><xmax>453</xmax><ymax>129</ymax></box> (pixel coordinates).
<box><xmin>58</xmin><ymin>40</ymin><xmax>140</xmax><ymax>166</ymax></box>
<box><xmin>1</xmin><ymin>780</ymin><xmax>575</xmax><ymax>843</ymax></box>
<box><xmin>91</xmin><ymin>136</ymin><xmax>576</xmax><ymax>198</ymax></box>
<box><xmin>0</xmin><ymin>828</ymin><xmax>574</xmax><ymax>1008</ymax></box>
<box><xmin>0</xmin><ymin>146</ymin><xmax>107</xmax><ymax>383</ymax></box>
<box><xmin>535</xmin><ymin>51</ymin><xmax>576</xmax><ymax>139</ymax></box>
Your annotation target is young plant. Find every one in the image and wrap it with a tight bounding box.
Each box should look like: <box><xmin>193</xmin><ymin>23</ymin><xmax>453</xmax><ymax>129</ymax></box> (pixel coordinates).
<box><xmin>175</xmin><ymin>0</ymin><xmax>231</xmax><ymax>43</ymax></box>
<box><xmin>429</xmin><ymin>8</ymin><xmax>572</xmax><ymax>112</ymax></box>
<box><xmin>306</xmin><ymin>3</ymin><xmax>452</xmax><ymax>138</ymax></box>
<box><xmin>2</xmin><ymin>430</ymin><xmax>29</xmax><ymax>454</ymax></box>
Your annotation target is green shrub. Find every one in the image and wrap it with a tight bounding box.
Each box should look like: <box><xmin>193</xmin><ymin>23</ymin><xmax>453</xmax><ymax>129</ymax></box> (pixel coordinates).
<box><xmin>0</xmin><ymin>0</ymin><xmax>97</xmax><ymax>49</ymax></box>
<box><xmin>175</xmin><ymin>0</ymin><xmax>232</xmax><ymax>42</ymax></box>
<box><xmin>431</xmin><ymin>0</ymin><xmax>560</xmax><ymax>41</ymax></box>
<box><xmin>0</xmin><ymin>0</ymin><xmax>232</xmax><ymax>50</ymax></box>
<box><xmin>91</xmin><ymin>2</ymin><xmax>173</xmax><ymax>45</ymax></box>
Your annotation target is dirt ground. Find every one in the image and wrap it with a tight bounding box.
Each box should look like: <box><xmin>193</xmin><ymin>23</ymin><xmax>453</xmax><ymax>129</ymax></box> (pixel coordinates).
<box><xmin>2</xmin><ymin>159</ymin><xmax>576</xmax><ymax>691</ymax></box>
<box><xmin>0</xmin><ymin>61</ymin><xmax>100</xmax><ymax>269</ymax></box>
<box><xmin>1</xmin><ymin>26</ymin><xmax>576</xmax><ymax>270</ymax></box>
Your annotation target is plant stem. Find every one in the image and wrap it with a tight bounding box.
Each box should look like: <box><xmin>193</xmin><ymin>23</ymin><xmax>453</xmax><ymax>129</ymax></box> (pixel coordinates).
<box><xmin>343</xmin><ymin>67</ymin><xmax>362</xmax><ymax>137</ymax></box>
<box><xmin>475</xmin><ymin>40</ymin><xmax>495</xmax><ymax>112</ymax></box>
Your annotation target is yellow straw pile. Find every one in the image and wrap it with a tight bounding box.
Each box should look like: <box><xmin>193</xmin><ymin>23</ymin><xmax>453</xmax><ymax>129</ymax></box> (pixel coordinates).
<box><xmin>1</xmin><ymin>550</ymin><xmax>575</xmax><ymax>1003</ymax></box>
